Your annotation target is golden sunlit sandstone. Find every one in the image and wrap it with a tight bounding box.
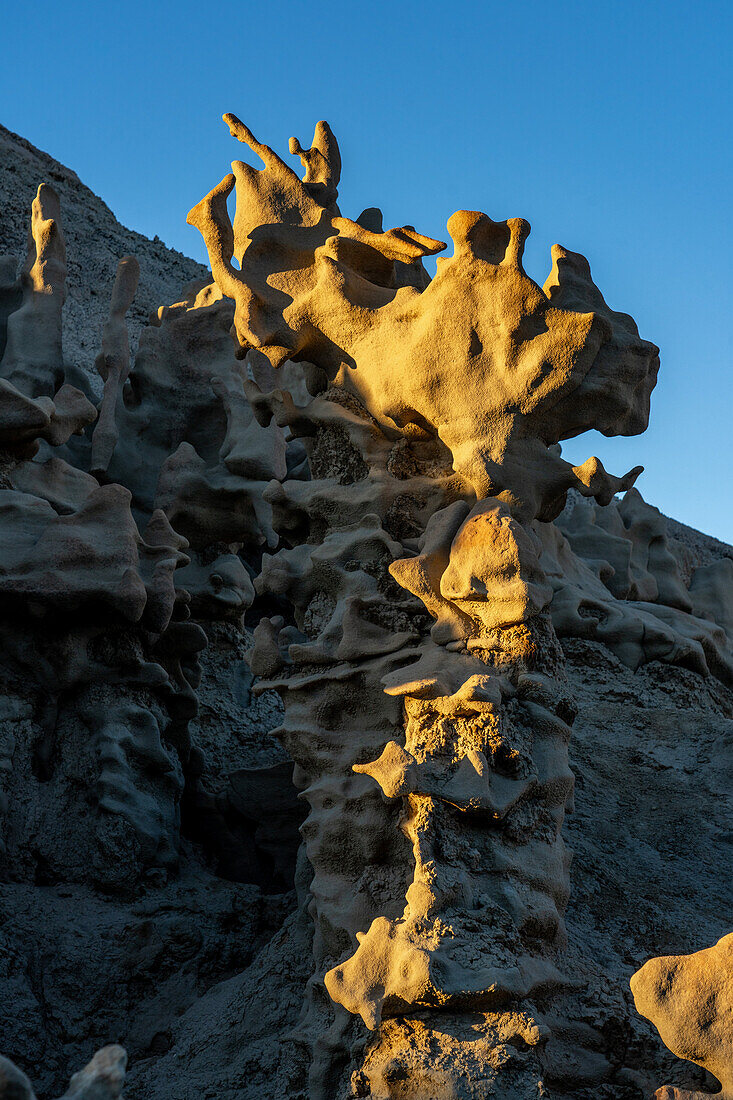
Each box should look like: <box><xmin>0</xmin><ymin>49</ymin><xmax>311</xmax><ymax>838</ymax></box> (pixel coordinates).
<box><xmin>189</xmin><ymin>115</ymin><xmax>656</xmax><ymax>517</ymax></box>
<box><xmin>631</xmin><ymin>935</ymin><xmax>733</xmax><ymax>1099</ymax></box>
<box><xmin>0</xmin><ymin>117</ymin><xmax>730</xmax><ymax>1099</ymax></box>
<box><xmin>188</xmin><ymin>114</ymin><xmax>658</xmax><ymax>1097</ymax></box>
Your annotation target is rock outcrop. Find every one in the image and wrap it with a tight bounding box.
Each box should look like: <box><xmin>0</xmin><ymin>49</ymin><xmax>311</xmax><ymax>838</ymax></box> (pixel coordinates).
<box><xmin>0</xmin><ymin>1046</ymin><xmax>126</xmax><ymax>1100</ymax></box>
<box><xmin>631</xmin><ymin>935</ymin><xmax>733</xmax><ymax>1099</ymax></box>
<box><xmin>186</xmin><ymin>113</ymin><xmax>681</xmax><ymax>1098</ymax></box>
<box><xmin>0</xmin><ymin>146</ymin><xmax>289</xmax><ymax>1096</ymax></box>
<box><xmin>0</xmin><ymin>117</ymin><xmax>730</xmax><ymax>1100</ymax></box>
<box><xmin>0</xmin><ymin>122</ymin><xmax>208</xmax><ymax>390</ymax></box>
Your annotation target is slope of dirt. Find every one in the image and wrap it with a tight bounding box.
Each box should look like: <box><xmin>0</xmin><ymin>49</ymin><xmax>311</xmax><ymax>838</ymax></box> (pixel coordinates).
<box><xmin>0</xmin><ymin>122</ymin><xmax>209</xmax><ymax>391</ymax></box>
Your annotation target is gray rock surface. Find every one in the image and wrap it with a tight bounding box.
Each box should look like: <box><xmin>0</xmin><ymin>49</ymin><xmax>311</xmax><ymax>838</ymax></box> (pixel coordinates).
<box><xmin>0</xmin><ymin>123</ymin><xmax>209</xmax><ymax>392</ymax></box>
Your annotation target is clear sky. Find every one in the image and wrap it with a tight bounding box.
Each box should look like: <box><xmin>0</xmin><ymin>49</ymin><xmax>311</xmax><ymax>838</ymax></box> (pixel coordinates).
<box><xmin>2</xmin><ymin>0</ymin><xmax>731</xmax><ymax>540</ymax></box>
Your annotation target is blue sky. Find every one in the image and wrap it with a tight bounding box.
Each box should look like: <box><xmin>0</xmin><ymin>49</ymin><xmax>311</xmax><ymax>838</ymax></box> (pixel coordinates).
<box><xmin>2</xmin><ymin>0</ymin><xmax>731</xmax><ymax>540</ymax></box>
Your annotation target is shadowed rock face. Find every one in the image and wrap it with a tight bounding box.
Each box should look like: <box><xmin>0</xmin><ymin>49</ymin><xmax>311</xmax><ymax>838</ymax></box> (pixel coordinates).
<box><xmin>0</xmin><ymin>121</ymin><xmax>730</xmax><ymax>1100</ymax></box>
<box><xmin>0</xmin><ymin>164</ymin><xmax>293</xmax><ymax>1095</ymax></box>
<box><xmin>0</xmin><ymin>1045</ymin><xmax>126</xmax><ymax>1100</ymax></box>
<box><xmin>0</xmin><ymin>122</ymin><xmax>209</xmax><ymax>391</ymax></box>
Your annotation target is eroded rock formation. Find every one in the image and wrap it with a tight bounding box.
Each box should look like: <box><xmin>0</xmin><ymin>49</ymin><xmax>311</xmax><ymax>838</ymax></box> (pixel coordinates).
<box><xmin>0</xmin><ymin>167</ymin><xmax>292</xmax><ymax>1094</ymax></box>
<box><xmin>0</xmin><ymin>118</ymin><xmax>730</xmax><ymax>1100</ymax></box>
<box><xmin>186</xmin><ymin>113</ymin><xmax>678</xmax><ymax>1098</ymax></box>
<box><xmin>631</xmin><ymin>935</ymin><xmax>733</xmax><ymax>1099</ymax></box>
<box><xmin>0</xmin><ymin>122</ymin><xmax>209</xmax><ymax>386</ymax></box>
<box><xmin>0</xmin><ymin>185</ymin><xmax>203</xmax><ymax>889</ymax></box>
<box><xmin>0</xmin><ymin>1046</ymin><xmax>126</xmax><ymax>1100</ymax></box>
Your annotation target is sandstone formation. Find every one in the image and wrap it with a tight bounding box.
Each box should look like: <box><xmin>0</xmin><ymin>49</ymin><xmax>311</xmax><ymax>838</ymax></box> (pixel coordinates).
<box><xmin>631</xmin><ymin>935</ymin><xmax>733</xmax><ymax>1098</ymax></box>
<box><xmin>187</xmin><ymin>115</ymin><xmax>729</xmax><ymax>1097</ymax></box>
<box><xmin>0</xmin><ymin>118</ymin><xmax>730</xmax><ymax>1100</ymax></box>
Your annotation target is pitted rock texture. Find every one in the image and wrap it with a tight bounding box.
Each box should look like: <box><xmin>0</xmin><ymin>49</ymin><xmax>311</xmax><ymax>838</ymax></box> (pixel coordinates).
<box><xmin>0</xmin><ymin>1045</ymin><xmax>126</xmax><ymax>1100</ymax></box>
<box><xmin>183</xmin><ymin>113</ymin><xmax>727</xmax><ymax>1099</ymax></box>
<box><xmin>631</xmin><ymin>933</ymin><xmax>733</xmax><ymax>1099</ymax></box>
<box><xmin>0</xmin><ymin>121</ymin><xmax>730</xmax><ymax>1100</ymax></box>
<box><xmin>116</xmin><ymin>638</ymin><xmax>733</xmax><ymax>1100</ymax></box>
